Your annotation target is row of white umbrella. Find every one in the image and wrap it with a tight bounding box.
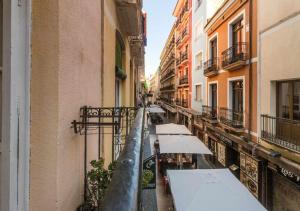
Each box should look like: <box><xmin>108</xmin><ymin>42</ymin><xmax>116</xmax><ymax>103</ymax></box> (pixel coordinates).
<box><xmin>155</xmin><ymin>121</ymin><xmax>266</xmax><ymax>211</ymax></box>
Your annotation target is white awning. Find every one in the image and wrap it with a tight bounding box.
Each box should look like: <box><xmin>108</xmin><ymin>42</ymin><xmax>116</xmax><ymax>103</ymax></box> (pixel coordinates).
<box><xmin>167</xmin><ymin>169</ymin><xmax>266</xmax><ymax>211</ymax></box>
<box><xmin>147</xmin><ymin>106</ymin><xmax>165</xmax><ymax>113</ymax></box>
<box><xmin>158</xmin><ymin>135</ymin><xmax>212</xmax><ymax>155</ymax></box>
<box><xmin>156</xmin><ymin>123</ymin><xmax>192</xmax><ymax>135</ymax></box>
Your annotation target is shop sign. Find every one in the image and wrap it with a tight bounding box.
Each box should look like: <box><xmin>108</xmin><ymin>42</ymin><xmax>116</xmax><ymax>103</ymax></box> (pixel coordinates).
<box><xmin>277</xmin><ymin>167</ymin><xmax>300</xmax><ymax>186</ymax></box>
<box><xmin>240</xmin><ymin>152</ymin><xmax>261</xmax><ymax>199</ymax></box>
<box><xmin>143</xmin><ymin>155</ymin><xmax>156</xmax><ymax>189</ymax></box>
<box><xmin>217</xmin><ymin>143</ymin><xmax>226</xmax><ymax>167</ymax></box>
<box><xmin>214</xmin><ymin>132</ymin><xmax>233</xmax><ymax>146</ymax></box>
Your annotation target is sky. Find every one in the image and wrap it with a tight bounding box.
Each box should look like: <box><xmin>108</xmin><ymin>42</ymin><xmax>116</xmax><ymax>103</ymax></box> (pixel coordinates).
<box><xmin>143</xmin><ymin>0</ymin><xmax>178</xmax><ymax>78</ymax></box>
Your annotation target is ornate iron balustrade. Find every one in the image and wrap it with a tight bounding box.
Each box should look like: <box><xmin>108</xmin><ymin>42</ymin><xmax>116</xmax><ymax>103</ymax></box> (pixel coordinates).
<box><xmin>182</xmin><ymin>28</ymin><xmax>188</xmax><ymax>39</ymax></box>
<box><xmin>160</xmin><ymin>84</ymin><xmax>175</xmax><ymax>91</ymax></box>
<box><xmin>160</xmin><ymin>69</ymin><xmax>175</xmax><ymax>82</ymax></box>
<box><xmin>202</xmin><ymin>105</ymin><xmax>217</xmax><ymax>120</ymax></box>
<box><xmin>261</xmin><ymin>115</ymin><xmax>300</xmax><ymax>153</ymax></box>
<box><xmin>203</xmin><ymin>58</ymin><xmax>219</xmax><ymax>76</ymax></box>
<box><xmin>182</xmin><ymin>99</ymin><xmax>188</xmax><ymax>108</ymax></box>
<box><xmin>219</xmin><ymin>107</ymin><xmax>244</xmax><ymax>129</ymax></box>
<box><xmin>181</xmin><ymin>52</ymin><xmax>188</xmax><ymax>62</ymax></box>
<box><xmin>176</xmin><ymin>37</ymin><xmax>181</xmax><ymax>46</ymax></box>
<box><xmin>71</xmin><ymin>106</ymin><xmax>139</xmax><ymax>202</ymax></box>
<box><xmin>222</xmin><ymin>42</ymin><xmax>248</xmax><ymax>68</ymax></box>
<box><xmin>102</xmin><ymin>108</ymin><xmax>145</xmax><ymax>211</ymax></box>
<box><xmin>176</xmin><ymin>57</ymin><xmax>181</xmax><ymax>66</ymax></box>
<box><xmin>179</xmin><ymin>75</ymin><xmax>188</xmax><ymax>85</ymax></box>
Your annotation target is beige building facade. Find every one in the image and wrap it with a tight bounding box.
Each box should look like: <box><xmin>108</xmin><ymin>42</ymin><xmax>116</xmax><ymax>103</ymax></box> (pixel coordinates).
<box><xmin>0</xmin><ymin>0</ymin><xmax>145</xmax><ymax>211</ymax></box>
<box><xmin>258</xmin><ymin>1</ymin><xmax>300</xmax><ymax>210</ymax></box>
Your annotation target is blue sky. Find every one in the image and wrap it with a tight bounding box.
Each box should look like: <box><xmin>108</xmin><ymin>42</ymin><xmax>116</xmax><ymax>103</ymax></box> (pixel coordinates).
<box><xmin>144</xmin><ymin>0</ymin><xmax>177</xmax><ymax>78</ymax></box>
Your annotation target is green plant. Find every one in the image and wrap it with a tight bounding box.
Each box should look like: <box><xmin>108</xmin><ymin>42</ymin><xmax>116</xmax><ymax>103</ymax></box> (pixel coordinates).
<box><xmin>142</xmin><ymin>170</ymin><xmax>154</xmax><ymax>188</ymax></box>
<box><xmin>81</xmin><ymin>158</ymin><xmax>117</xmax><ymax>211</ymax></box>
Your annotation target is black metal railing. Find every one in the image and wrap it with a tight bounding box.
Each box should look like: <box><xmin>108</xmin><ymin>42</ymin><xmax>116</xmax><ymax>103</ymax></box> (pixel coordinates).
<box><xmin>202</xmin><ymin>105</ymin><xmax>217</xmax><ymax>120</ymax></box>
<box><xmin>182</xmin><ymin>99</ymin><xmax>188</xmax><ymax>108</ymax></box>
<box><xmin>179</xmin><ymin>75</ymin><xmax>188</xmax><ymax>85</ymax></box>
<box><xmin>176</xmin><ymin>38</ymin><xmax>181</xmax><ymax>46</ymax></box>
<box><xmin>222</xmin><ymin>42</ymin><xmax>248</xmax><ymax>68</ymax></box>
<box><xmin>161</xmin><ymin>97</ymin><xmax>173</xmax><ymax>105</ymax></box>
<box><xmin>181</xmin><ymin>52</ymin><xmax>188</xmax><ymax>62</ymax></box>
<box><xmin>160</xmin><ymin>69</ymin><xmax>175</xmax><ymax>82</ymax></box>
<box><xmin>176</xmin><ymin>98</ymin><xmax>188</xmax><ymax>108</ymax></box>
<box><xmin>203</xmin><ymin>58</ymin><xmax>219</xmax><ymax>76</ymax></box>
<box><xmin>182</xmin><ymin>28</ymin><xmax>188</xmax><ymax>39</ymax></box>
<box><xmin>160</xmin><ymin>84</ymin><xmax>175</xmax><ymax>91</ymax></box>
<box><xmin>219</xmin><ymin>107</ymin><xmax>244</xmax><ymax>129</ymax></box>
<box><xmin>261</xmin><ymin>115</ymin><xmax>300</xmax><ymax>152</ymax></box>
<box><xmin>176</xmin><ymin>58</ymin><xmax>181</xmax><ymax>66</ymax></box>
<box><xmin>102</xmin><ymin>108</ymin><xmax>145</xmax><ymax>210</ymax></box>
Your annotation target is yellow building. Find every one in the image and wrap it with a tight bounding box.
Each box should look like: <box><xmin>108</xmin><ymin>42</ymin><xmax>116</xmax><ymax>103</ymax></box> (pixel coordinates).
<box><xmin>0</xmin><ymin>0</ymin><xmax>145</xmax><ymax>211</ymax></box>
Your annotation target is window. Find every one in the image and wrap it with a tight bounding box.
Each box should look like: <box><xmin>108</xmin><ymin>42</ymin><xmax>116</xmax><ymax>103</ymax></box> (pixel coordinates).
<box><xmin>232</xmin><ymin>18</ymin><xmax>243</xmax><ymax>45</ymax></box>
<box><xmin>210</xmin><ymin>83</ymin><xmax>217</xmax><ymax>108</ymax></box>
<box><xmin>194</xmin><ymin>21</ymin><xmax>202</xmax><ymax>40</ymax></box>
<box><xmin>232</xmin><ymin>80</ymin><xmax>243</xmax><ymax>113</ymax></box>
<box><xmin>195</xmin><ymin>52</ymin><xmax>202</xmax><ymax>70</ymax></box>
<box><xmin>210</xmin><ymin>38</ymin><xmax>217</xmax><ymax>59</ymax></box>
<box><xmin>195</xmin><ymin>84</ymin><xmax>202</xmax><ymax>101</ymax></box>
<box><xmin>277</xmin><ymin>80</ymin><xmax>300</xmax><ymax>121</ymax></box>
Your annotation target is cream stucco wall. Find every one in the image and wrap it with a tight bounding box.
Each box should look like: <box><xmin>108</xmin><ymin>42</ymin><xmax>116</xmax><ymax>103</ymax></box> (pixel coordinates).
<box><xmin>259</xmin><ymin>2</ymin><xmax>300</xmax><ymax>115</ymax></box>
<box><xmin>259</xmin><ymin>0</ymin><xmax>300</xmax><ymax>31</ymax></box>
<box><xmin>30</xmin><ymin>0</ymin><xmax>102</xmax><ymax>210</ymax></box>
<box><xmin>103</xmin><ymin>0</ymin><xmax>137</xmax><ymax>165</ymax></box>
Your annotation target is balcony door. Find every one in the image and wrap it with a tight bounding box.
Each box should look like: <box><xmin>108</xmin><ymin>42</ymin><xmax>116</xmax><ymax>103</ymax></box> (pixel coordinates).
<box><xmin>276</xmin><ymin>81</ymin><xmax>300</xmax><ymax>145</ymax></box>
<box><xmin>210</xmin><ymin>38</ymin><xmax>217</xmax><ymax>61</ymax></box>
<box><xmin>232</xmin><ymin>80</ymin><xmax>243</xmax><ymax>125</ymax></box>
<box><xmin>210</xmin><ymin>84</ymin><xmax>217</xmax><ymax>116</ymax></box>
<box><xmin>232</xmin><ymin>18</ymin><xmax>243</xmax><ymax>60</ymax></box>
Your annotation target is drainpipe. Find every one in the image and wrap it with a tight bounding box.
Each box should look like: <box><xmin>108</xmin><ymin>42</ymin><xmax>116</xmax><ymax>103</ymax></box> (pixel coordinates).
<box><xmin>248</xmin><ymin>0</ymin><xmax>253</xmax><ymax>142</ymax></box>
<box><xmin>100</xmin><ymin>0</ymin><xmax>105</xmax><ymax>156</ymax></box>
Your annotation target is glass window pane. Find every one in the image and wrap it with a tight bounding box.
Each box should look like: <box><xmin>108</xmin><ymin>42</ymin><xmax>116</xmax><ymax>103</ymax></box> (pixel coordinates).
<box><xmin>278</xmin><ymin>82</ymin><xmax>290</xmax><ymax>119</ymax></box>
<box><xmin>293</xmin><ymin>81</ymin><xmax>300</xmax><ymax>121</ymax></box>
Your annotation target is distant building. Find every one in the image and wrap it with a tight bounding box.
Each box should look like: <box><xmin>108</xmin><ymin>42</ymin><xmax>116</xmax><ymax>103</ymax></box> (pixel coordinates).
<box><xmin>149</xmin><ymin>70</ymin><xmax>160</xmax><ymax>103</ymax></box>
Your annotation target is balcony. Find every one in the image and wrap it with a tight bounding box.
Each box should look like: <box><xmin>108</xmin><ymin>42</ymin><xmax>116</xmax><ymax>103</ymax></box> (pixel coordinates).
<box><xmin>176</xmin><ymin>98</ymin><xmax>188</xmax><ymax>108</ymax></box>
<box><xmin>222</xmin><ymin>42</ymin><xmax>248</xmax><ymax>71</ymax></box>
<box><xmin>179</xmin><ymin>75</ymin><xmax>188</xmax><ymax>86</ymax></box>
<box><xmin>160</xmin><ymin>84</ymin><xmax>175</xmax><ymax>92</ymax></box>
<box><xmin>160</xmin><ymin>69</ymin><xmax>175</xmax><ymax>82</ymax></box>
<box><xmin>176</xmin><ymin>58</ymin><xmax>181</xmax><ymax>66</ymax></box>
<box><xmin>261</xmin><ymin>115</ymin><xmax>300</xmax><ymax>153</ymax></box>
<box><xmin>102</xmin><ymin>108</ymin><xmax>144</xmax><ymax>210</ymax></box>
<box><xmin>176</xmin><ymin>37</ymin><xmax>181</xmax><ymax>46</ymax></box>
<box><xmin>219</xmin><ymin>108</ymin><xmax>244</xmax><ymax>132</ymax></box>
<box><xmin>181</xmin><ymin>52</ymin><xmax>188</xmax><ymax>64</ymax></box>
<box><xmin>181</xmin><ymin>28</ymin><xmax>189</xmax><ymax>43</ymax></box>
<box><xmin>115</xmin><ymin>0</ymin><xmax>142</xmax><ymax>36</ymax></box>
<box><xmin>203</xmin><ymin>58</ymin><xmax>219</xmax><ymax>77</ymax></box>
<box><xmin>202</xmin><ymin>106</ymin><xmax>218</xmax><ymax>122</ymax></box>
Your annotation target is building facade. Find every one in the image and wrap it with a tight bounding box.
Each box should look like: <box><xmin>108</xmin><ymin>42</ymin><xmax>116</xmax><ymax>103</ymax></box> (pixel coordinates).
<box><xmin>258</xmin><ymin>0</ymin><xmax>300</xmax><ymax>210</ymax></box>
<box><xmin>149</xmin><ymin>69</ymin><xmax>160</xmax><ymax>103</ymax></box>
<box><xmin>0</xmin><ymin>0</ymin><xmax>145</xmax><ymax>211</ymax></box>
<box><xmin>159</xmin><ymin>25</ymin><xmax>178</xmax><ymax>122</ymax></box>
<box><xmin>173</xmin><ymin>0</ymin><xmax>194</xmax><ymax>129</ymax></box>
<box><xmin>202</xmin><ymin>0</ymin><xmax>261</xmax><ymax>203</ymax></box>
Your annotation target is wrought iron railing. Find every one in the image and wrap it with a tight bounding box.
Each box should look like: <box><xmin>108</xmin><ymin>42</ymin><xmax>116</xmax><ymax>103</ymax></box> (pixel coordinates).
<box><xmin>182</xmin><ymin>99</ymin><xmax>188</xmax><ymax>108</ymax></box>
<box><xmin>203</xmin><ymin>58</ymin><xmax>219</xmax><ymax>76</ymax></box>
<box><xmin>102</xmin><ymin>108</ymin><xmax>145</xmax><ymax>210</ymax></box>
<box><xmin>222</xmin><ymin>42</ymin><xmax>248</xmax><ymax>67</ymax></box>
<box><xmin>219</xmin><ymin>107</ymin><xmax>244</xmax><ymax>128</ymax></box>
<box><xmin>182</xmin><ymin>28</ymin><xmax>188</xmax><ymax>39</ymax></box>
<box><xmin>202</xmin><ymin>105</ymin><xmax>217</xmax><ymax>120</ymax></box>
<box><xmin>160</xmin><ymin>84</ymin><xmax>175</xmax><ymax>91</ymax></box>
<box><xmin>160</xmin><ymin>69</ymin><xmax>175</xmax><ymax>82</ymax></box>
<box><xmin>176</xmin><ymin>58</ymin><xmax>181</xmax><ymax>66</ymax></box>
<box><xmin>176</xmin><ymin>37</ymin><xmax>181</xmax><ymax>46</ymax></box>
<box><xmin>181</xmin><ymin>52</ymin><xmax>188</xmax><ymax>62</ymax></box>
<box><xmin>261</xmin><ymin>115</ymin><xmax>300</xmax><ymax>152</ymax></box>
<box><xmin>179</xmin><ymin>75</ymin><xmax>188</xmax><ymax>85</ymax></box>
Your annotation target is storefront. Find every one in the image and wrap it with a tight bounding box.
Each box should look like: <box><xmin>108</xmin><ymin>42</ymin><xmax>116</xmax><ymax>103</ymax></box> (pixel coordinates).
<box><xmin>266</xmin><ymin>164</ymin><xmax>300</xmax><ymax>211</ymax></box>
<box><xmin>177</xmin><ymin>108</ymin><xmax>192</xmax><ymax>129</ymax></box>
